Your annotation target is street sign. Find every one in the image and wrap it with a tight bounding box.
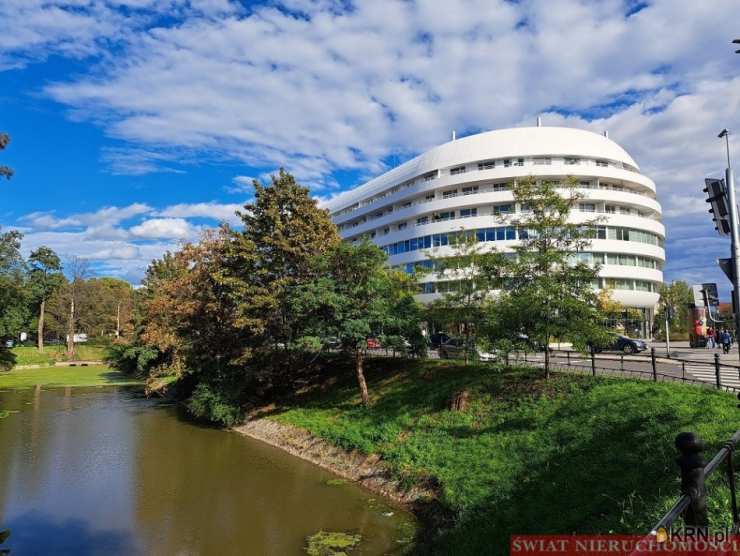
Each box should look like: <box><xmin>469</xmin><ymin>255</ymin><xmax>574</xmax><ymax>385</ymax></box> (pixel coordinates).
<box><xmin>691</xmin><ymin>285</ymin><xmax>705</xmax><ymax>307</ymax></box>
<box><xmin>704</xmin><ymin>178</ymin><xmax>731</xmax><ymax>236</ymax></box>
<box><xmin>720</xmin><ymin>257</ymin><xmax>735</xmax><ymax>283</ymax></box>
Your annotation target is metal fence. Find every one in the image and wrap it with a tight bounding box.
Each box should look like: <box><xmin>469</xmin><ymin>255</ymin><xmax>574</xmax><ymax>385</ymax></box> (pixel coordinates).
<box><xmin>629</xmin><ymin>430</ymin><xmax>740</xmax><ymax>552</ymax></box>
<box><xmin>511</xmin><ymin>348</ymin><xmax>740</xmax><ymax>393</ymax></box>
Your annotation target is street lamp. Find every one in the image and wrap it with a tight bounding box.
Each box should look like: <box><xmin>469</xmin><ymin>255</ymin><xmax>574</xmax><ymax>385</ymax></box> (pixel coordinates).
<box><xmin>718</xmin><ymin>129</ymin><xmax>740</xmax><ymax>362</ymax></box>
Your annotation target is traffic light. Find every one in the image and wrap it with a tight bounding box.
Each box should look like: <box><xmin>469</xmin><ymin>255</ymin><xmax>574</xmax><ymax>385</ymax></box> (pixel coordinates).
<box><xmin>704</xmin><ymin>178</ymin><xmax>731</xmax><ymax>236</ymax></box>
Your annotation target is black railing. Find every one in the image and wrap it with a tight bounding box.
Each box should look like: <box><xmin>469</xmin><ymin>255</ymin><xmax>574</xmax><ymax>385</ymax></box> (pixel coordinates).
<box><xmin>515</xmin><ymin>347</ymin><xmax>740</xmax><ymax>392</ymax></box>
<box><xmin>634</xmin><ymin>430</ymin><xmax>740</xmax><ymax>550</ymax></box>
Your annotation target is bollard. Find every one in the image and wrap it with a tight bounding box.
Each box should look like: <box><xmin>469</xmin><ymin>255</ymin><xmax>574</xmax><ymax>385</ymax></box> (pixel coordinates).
<box><xmin>715</xmin><ymin>353</ymin><xmax>722</xmax><ymax>390</ymax></box>
<box><xmin>651</xmin><ymin>347</ymin><xmax>657</xmax><ymax>382</ymax></box>
<box><xmin>675</xmin><ymin>432</ymin><xmax>708</xmax><ymax>529</ymax></box>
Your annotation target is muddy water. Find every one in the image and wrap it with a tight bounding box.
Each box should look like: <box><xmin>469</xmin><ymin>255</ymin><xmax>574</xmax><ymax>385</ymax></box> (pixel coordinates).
<box><xmin>0</xmin><ymin>386</ymin><xmax>416</xmax><ymax>555</ymax></box>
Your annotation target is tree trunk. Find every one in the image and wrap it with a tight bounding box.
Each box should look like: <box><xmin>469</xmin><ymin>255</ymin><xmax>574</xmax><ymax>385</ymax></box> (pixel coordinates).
<box><xmin>355</xmin><ymin>351</ymin><xmax>370</xmax><ymax>406</ymax></box>
<box><xmin>116</xmin><ymin>302</ymin><xmax>121</xmax><ymax>339</ymax></box>
<box><xmin>37</xmin><ymin>299</ymin><xmax>45</xmax><ymax>352</ymax></box>
<box><xmin>66</xmin><ymin>297</ymin><xmax>75</xmax><ymax>358</ymax></box>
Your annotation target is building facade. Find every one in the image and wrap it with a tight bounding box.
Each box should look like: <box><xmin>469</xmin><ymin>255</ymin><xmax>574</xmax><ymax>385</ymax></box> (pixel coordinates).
<box><xmin>325</xmin><ymin>126</ymin><xmax>664</xmax><ymax>337</ymax></box>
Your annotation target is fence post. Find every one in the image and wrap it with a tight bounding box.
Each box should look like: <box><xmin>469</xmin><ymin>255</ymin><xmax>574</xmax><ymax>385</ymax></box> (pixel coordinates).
<box><xmin>715</xmin><ymin>353</ymin><xmax>722</xmax><ymax>390</ymax></box>
<box><xmin>566</xmin><ymin>350</ymin><xmax>570</xmax><ymax>367</ymax></box>
<box><xmin>620</xmin><ymin>353</ymin><xmax>624</xmax><ymax>372</ymax></box>
<box><xmin>651</xmin><ymin>347</ymin><xmax>657</xmax><ymax>382</ymax></box>
<box><xmin>505</xmin><ymin>352</ymin><xmax>510</xmax><ymax>367</ymax></box>
<box><xmin>675</xmin><ymin>432</ymin><xmax>708</xmax><ymax>529</ymax></box>
<box><xmin>590</xmin><ymin>346</ymin><xmax>596</xmax><ymax>377</ymax></box>
<box><xmin>524</xmin><ymin>351</ymin><xmax>527</xmax><ymax>363</ymax></box>
<box><xmin>682</xmin><ymin>361</ymin><xmax>686</xmax><ymax>380</ymax></box>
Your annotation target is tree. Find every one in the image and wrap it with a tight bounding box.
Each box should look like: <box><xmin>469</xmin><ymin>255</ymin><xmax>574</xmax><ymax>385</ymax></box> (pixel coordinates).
<box><xmin>426</xmin><ymin>232</ymin><xmax>507</xmax><ymax>363</ymax></box>
<box><xmin>80</xmin><ymin>277</ymin><xmax>134</xmax><ymax>339</ymax></box>
<box><xmin>656</xmin><ymin>281</ymin><xmax>693</xmax><ymax>340</ymax></box>
<box><xmin>28</xmin><ymin>246</ymin><xmax>64</xmax><ymax>352</ymax></box>
<box><xmin>63</xmin><ymin>257</ymin><xmax>90</xmax><ymax>357</ymax></box>
<box><xmin>0</xmin><ymin>133</ymin><xmax>12</xmax><ymax>181</ymax></box>
<box><xmin>0</xmin><ymin>228</ymin><xmax>28</xmax><ymax>343</ymax></box>
<box><xmin>483</xmin><ymin>177</ymin><xmax>611</xmax><ymax>377</ymax></box>
<box><xmin>219</xmin><ymin>169</ymin><xmax>340</xmax><ymax>383</ymax></box>
<box><xmin>289</xmin><ymin>240</ymin><xmax>421</xmax><ymax>406</ymax></box>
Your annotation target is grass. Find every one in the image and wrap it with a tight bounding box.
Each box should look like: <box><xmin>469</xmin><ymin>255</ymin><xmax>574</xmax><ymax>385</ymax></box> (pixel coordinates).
<box><xmin>11</xmin><ymin>344</ymin><xmax>107</xmax><ymax>366</ymax></box>
<box><xmin>268</xmin><ymin>359</ymin><xmax>740</xmax><ymax>554</ymax></box>
<box><xmin>0</xmin><ymin>365</ymin><xmax>142</xmax><ymax>389</ymax></box>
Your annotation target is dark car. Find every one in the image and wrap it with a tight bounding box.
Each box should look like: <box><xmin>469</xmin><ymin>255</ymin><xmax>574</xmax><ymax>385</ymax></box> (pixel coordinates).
<box><xmin>610</xmin><ymin>335</ymin><xmax>647</xmax><ymax>354</ymax></box>
<box><xmin>429</xmin><ymin>332</ymin><xmax>451</xmax><ymax>349</ymax></box>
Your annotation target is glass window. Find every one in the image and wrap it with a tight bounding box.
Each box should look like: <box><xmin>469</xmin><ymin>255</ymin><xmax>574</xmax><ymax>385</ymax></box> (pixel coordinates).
<box><xmin>423</xmin><ymin>235</ymin><xmax>432</xmax><ymax>249</ymax></box>
<box><xmin>596</xmin><ymin>160</ymin><xmax>608</xmax><ymax>167</ymax></box>
<box><xmin>486</xmin><ymin>228</ymin><xmax>496</xmax><ymax>241</ymax></box>
<box><xmin>496</xmin><ymin>227</ymin><xmax>505</xmax><ymax>240</ymax></box>
<box><xmin>492</xmin><ymin>182</ymin><xmax>511</xmax><ymax>191</ymax></box>
<box><xmin>450</xmin><ymin>166</ymin><xmax>466</xmax><ymax>175</ymax></box>
<box><xmin>579</xmin><ymin>203</ymin><xmax>596</xmax><ymax>212</ymax></box>
<box><xmin>506</xmin><ymin>227</ymin><xmax>516</xmax><ymax>240</ymax></box>
<box><xmin>398</xmin><ymin>222</ymin><xmax>407</xmax><ymax>230</ymax></box>
<box><xmin>425</xmin><ymin>194</ymin><xmax>435</xmax><ymax>201</ymax></box>
<box><xmin>424</xmin><ymin>171</ymin><xmax>437</xmax><ymax>181</ymax></box>
<box><xmin>459</xmin><ymin>208</ymin><xmax>478</xmax><ymax>218</ymax></box>
<box><xmin>533</xmin><ymin>157</ymin><xmax>551</xmax><ymax>165</ymax></box>
<box><xmin>442</xmin><ymin>190</ymin><xmax>458</xmax><ymax>199</ymax></box>
<box><xmin>493</xmin><ymin>204</ymin><xmax>513</xmax><ymax>215</ymax></box>
<box><xmin>564</xmin><ymin>157</ymin><xmax>580</xmax><ymax>165</ymax></box>
<box><xmin>476</xmin><ymin>229</ymin><xmax>486</xmax><ymax>242</ymax></box>
<box><xmin>462</xmin><ymin>186</ymin><xmax>479</xmax><ymax>195</ymax></box>
<box><xmin>416</xmin><ymin>216</ymin><xmax>428</xmax><ymax>226</ymax></box>
<box><xmin>478</xmin><ymin>160</ymin><xmax>495</xmax><ymax>170</ymax></box>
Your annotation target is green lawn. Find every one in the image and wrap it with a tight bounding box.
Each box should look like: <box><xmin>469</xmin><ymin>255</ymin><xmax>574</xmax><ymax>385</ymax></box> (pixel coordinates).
<box><xmin>11</xmin><ymin>344</ymin><xmax>107</xmax><ymax>366</ymax></box>
<box><xmin>269</xmin><ymin>359</ymin><xmax>739</xmax><ymax>554</ymax></box>
<box><xmin>0</xmin><ymin>365</ymin><xmax>142</xmax><ymax>389</ymax></box>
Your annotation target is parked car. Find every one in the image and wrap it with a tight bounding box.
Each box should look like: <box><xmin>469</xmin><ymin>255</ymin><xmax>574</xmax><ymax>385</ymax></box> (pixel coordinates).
<box><xmin>429</xmin><ymin>332</ymin><xmax>451</xmax><ymax>349</ymax></box>
<box><xmin>438</xmin><ymin>338</ymin><xmax>496</xmax><ymax>361</ymax></box>
<box><xmin>366</xmin><ymin>337</ymin><xmax>382</xmax><ymax>349</ymax></box>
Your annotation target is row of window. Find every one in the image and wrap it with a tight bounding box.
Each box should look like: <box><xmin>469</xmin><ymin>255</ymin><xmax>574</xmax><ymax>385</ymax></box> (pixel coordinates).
<box><xmin>379</xmin><ymin>225</ymin><xmax>664</xmax><ymax>256</ymax></box>
<box><xmin>332</xmin><ymin>156</ymin><xmax>642</xmax><ymax>217</ymax></box>
<box><xmin>339</xmin><ymin>179</ymin><xmax>655</xmax><ymax>231</ymax></box>
<box><xmin>418</xmin><ymin>278</ymin><xmax>658</xmax><ymax>295</ymax></box>
<box><xmin>401</xmin><ymin>252</ymin><xmax>662</xmax><ymax>274</ymax></box>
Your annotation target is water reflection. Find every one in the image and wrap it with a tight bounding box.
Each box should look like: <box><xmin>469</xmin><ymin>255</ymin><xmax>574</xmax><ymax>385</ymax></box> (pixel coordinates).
<box><xmin>0</xmin><ymin>388</ymin><xmax>415</xmax><ymax>555</ymax></box>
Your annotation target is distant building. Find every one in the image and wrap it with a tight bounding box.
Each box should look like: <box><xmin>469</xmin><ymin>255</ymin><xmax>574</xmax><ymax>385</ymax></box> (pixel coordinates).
<box><xmin>325</xmin><ymin>126</ymin><xmax>664</xmax><ymax>337</ymax></box>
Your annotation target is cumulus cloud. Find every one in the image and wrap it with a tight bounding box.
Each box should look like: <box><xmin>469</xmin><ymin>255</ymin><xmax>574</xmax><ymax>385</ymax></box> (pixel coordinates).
<box><xmin>4</xmin><ymin>0</ymin><xmax>740</xmax><ymax>285</ymax></box>
<box><xmin>157</xmin><ymin>201</ymin><xmax>244</xmax><ymax>224</ymax></box>
<box><xmin>129</xmin><ymin>217</ymin><xmax>199</xmax><ymax>239</ymax></box>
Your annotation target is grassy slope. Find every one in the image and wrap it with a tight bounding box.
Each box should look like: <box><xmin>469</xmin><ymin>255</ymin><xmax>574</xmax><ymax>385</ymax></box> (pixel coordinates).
<box><xmin>11</xmin><ymin>345</ymin><xmax>107</xmax><ymax>366</ymax></box>
<box><xmin>0</xmin><ymin>365</ymin><xmax>142</xmax><ymax>389</ymax></box>
<box><xmin>269</xmin><ymin>359</ymin><xmax>739</xmax><ymax>554</ymax></box>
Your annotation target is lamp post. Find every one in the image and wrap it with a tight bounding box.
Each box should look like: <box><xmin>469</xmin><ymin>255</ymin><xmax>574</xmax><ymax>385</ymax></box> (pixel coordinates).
<box><xmin>719</xmin><ymin>128</ymin><xmax>740</xmax><ymax>362</ymax></box>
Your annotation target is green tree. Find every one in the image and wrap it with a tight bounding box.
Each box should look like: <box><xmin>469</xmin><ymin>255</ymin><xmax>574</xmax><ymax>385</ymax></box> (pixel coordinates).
<box><xmin>484</xmin><ymin>177</ymin><xmax>611</xmax><ymax>376</ymax></box>
<box><xmin>289</xmin><ymin>240</ymin><xmax>421</xmax><ymax>406</ymax></box>
<box><xmin>656</xmin><ymin>280</ymin><xmax>693</xmax><ymax>340</ymax></box>
<box><xmin>426</xmin><ymin>232</ymin><xmax>507</xmax><ymax>363</ymax></box>
<box><xmin>28</xmin><ymin>246</ymin><xmax>64</xmax><ymax>352</ymax></box>
<box><xmin>0</xmin><ymin>133</ymin><xmax>12</xmax><ymax>181</ymax></box>
<box><xmin>219</xmin><ymin>169</ymin><xmax>340</xmax><ymax>382</ymax></box>
<box><xmin>0</xmin><ymin>228</ymin><xmax>28</xmax><ymax>341</ymax></box>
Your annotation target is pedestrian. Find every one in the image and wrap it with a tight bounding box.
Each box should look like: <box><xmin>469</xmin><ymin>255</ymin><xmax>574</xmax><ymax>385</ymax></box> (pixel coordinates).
<box><xmin>707</xmin><ymin>326</ymin><xmax>715</xmax><ymax>349</ymax></box>
<box><xmin>721</xmin><ymin>329</ymin><xmax>732</xmax><ymax>354</ymax></box>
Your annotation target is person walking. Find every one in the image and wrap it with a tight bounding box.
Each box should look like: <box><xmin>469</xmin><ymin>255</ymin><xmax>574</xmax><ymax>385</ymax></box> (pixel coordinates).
<box><xmin>721</xmin><ymin>329</ymin><xmax>732</xmax><ymax>354</ymax></box>
<box><xmin>707</xmin><ymin>326</ymin><xmax>715</xmax><ymax>349</ymax></box>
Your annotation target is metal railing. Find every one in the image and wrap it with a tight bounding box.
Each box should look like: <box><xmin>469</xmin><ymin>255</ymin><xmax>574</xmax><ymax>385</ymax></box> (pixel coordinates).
<box><xmin>635</xmin><ymin>430</ymin><xmax>740</xmax><ymax>550</ymax></box>
<box><xmin>514</xmin><ymin>347</ymin><xmax>740</xmax><ymax>392</ymax></box>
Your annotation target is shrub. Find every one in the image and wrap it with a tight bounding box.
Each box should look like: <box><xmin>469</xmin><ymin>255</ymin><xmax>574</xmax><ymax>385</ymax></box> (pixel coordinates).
<box><xmin>186</xmin><ymin>383</ymin><xmax>242</xmax><ymax>426</ymax></box>
<box><xmin>105</xmin><ymin>344</ymin><xmax>161</xmax><ymax>377</ymax></box>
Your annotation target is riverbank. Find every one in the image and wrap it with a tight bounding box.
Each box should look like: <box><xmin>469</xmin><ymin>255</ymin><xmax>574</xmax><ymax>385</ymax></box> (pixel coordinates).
<box><xmin>0</xmin><ymin>365</ymin><xmax>142</xmax><ymax>389</ymax></box>
<box><xmin>239</xmin><ymin>358</ymin><xmax>739</xmax><ymax>555</ymax></box>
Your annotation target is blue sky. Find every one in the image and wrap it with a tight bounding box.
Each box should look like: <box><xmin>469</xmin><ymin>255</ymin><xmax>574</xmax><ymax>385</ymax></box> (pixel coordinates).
<box><xmin>1</xmin><ymin>0</ymin><xmax>740</xmax><ymax>291</ymax></box>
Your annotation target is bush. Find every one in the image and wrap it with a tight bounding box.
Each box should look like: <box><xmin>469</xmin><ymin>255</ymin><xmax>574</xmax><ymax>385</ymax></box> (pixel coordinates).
<box><xmin>105</xmin><ymin>344</ymin><xmax>161</xmax><ymax>377</ymax></box>
<box><xmin>186</xmin><ymin>383</ymin><xmax>242</xmax><ymax>426</ymax></box>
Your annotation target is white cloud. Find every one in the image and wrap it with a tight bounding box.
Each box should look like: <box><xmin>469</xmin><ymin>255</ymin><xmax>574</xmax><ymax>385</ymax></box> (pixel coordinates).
<box><xmin>4</xmin><ymin>0</ymin><xmax>740</xmax><ymax>286</ymax></box>
<box><xmin>129</xmin><ymin>217</ymin><xmax>198</xmax><ymax>239</ymax></box>
<box><xmin>157</xmin><ymin>201</ymin><xmax>244</xmax><ymax>224</ymax></box>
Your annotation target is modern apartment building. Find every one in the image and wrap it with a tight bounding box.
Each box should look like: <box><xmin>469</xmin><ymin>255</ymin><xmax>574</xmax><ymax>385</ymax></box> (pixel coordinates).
<box><xmin>325</xmin><ymin>126</ymin><xmax>664</xmax><ymax>337</ymax></box>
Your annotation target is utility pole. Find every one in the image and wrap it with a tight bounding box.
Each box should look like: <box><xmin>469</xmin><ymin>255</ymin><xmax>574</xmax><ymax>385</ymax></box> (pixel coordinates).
<box><xmin>720</xmin><ymin>129</ymin><xmax>740</xmax><ymax>363</ymax></box>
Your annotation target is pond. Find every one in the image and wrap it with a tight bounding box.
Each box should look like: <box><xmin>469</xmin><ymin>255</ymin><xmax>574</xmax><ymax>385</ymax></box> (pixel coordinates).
<box><xmin>0</xmin><ymin>386</ymin><xmax>416</xmax><ymax>555</ymax></box>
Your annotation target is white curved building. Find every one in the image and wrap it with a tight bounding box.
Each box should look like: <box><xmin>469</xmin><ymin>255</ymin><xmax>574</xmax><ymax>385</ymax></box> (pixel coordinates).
<box><xmin>325</xmin><ymin>126</ymin><xmax>664</xmax><ymax>337</ymax></box>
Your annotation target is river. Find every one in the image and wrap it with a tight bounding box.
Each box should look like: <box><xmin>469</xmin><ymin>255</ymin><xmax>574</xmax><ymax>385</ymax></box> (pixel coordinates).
<box><xmin>0</xmin><ymin>386</ymin><xmax>416</xmax><ymax>555</ymax></box>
